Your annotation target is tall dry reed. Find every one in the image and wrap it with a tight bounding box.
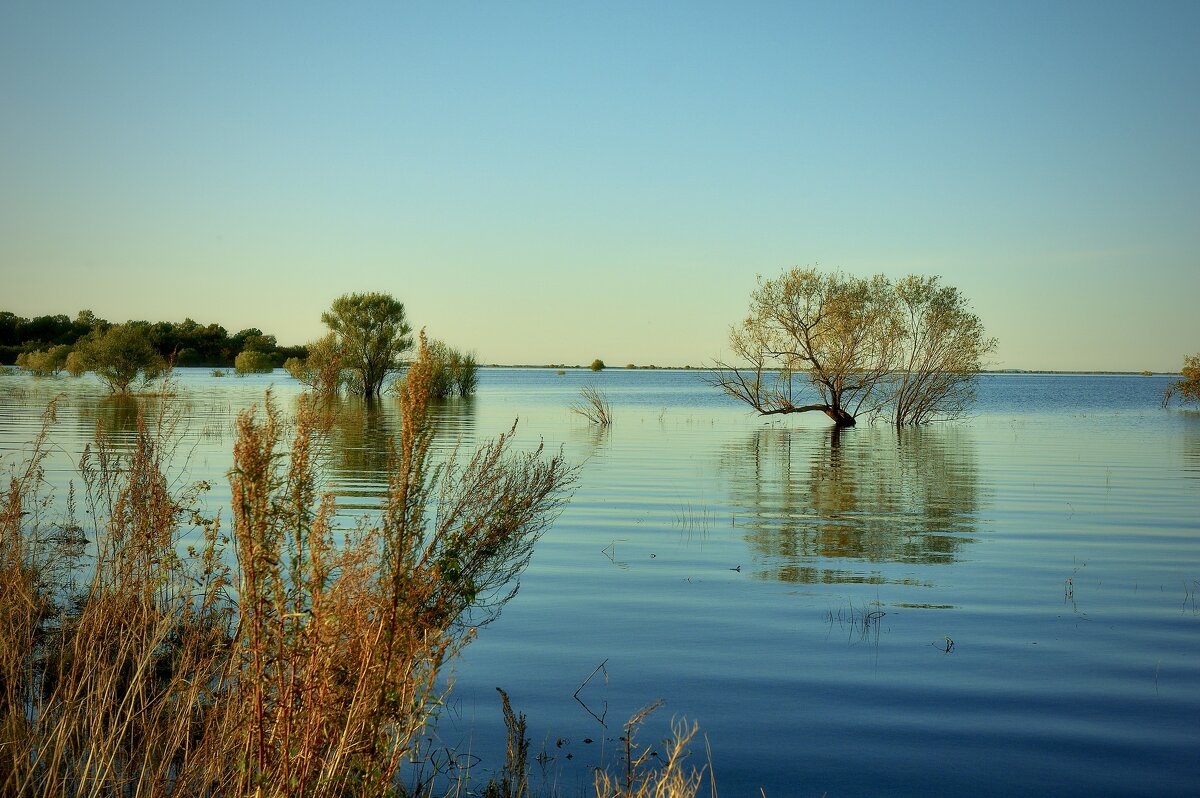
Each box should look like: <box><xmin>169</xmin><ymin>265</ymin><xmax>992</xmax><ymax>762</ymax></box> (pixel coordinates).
<box><xmin>0</xmin><ymin>331</ymin><xmax>577</xmax><ymax>797</ymax></box>
<box><xmin>1</xmin><ymin>390</ymin><xmax>233</xmax><ymax>796</ymax></box>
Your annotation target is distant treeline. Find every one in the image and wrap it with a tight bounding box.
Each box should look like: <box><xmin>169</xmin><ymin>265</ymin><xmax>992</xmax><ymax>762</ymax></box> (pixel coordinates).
<box><xmin>0</xmin><ymin>309</ymin><xmax>305</xmax><ymax>367</ymax></box>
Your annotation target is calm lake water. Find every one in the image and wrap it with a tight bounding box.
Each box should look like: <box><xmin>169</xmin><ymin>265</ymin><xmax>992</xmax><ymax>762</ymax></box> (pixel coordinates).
<box><xmin>2</xmin><ymin>368</ymin><xmax>1198</xmax><ymax>796</ymax></box>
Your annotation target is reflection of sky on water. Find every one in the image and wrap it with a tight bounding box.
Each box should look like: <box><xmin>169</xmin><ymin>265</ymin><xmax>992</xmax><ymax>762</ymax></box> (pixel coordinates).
<box><xmin>2</xmin><ymin>368</ymin><xmax>1199</xmax><ymax>798</ymax></box>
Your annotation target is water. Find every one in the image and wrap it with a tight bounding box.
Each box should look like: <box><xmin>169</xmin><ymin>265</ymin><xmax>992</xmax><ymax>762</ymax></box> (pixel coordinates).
<box><xmin>1</xmin><ymin>368</ymin><xmax>1197</xmax><ymax>796</ymax></box>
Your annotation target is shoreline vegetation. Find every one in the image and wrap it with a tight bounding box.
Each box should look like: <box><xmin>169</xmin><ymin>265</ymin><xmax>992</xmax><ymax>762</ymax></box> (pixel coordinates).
<box><xmin>0</xmin><ymin>360</ymin><xmax>1180</xmax><ymax>379</ymax></box>
<box><xmin>0</xmin><ymin>341</ymin><xmax>716</xmax><ymax>797</ymax></box>
<box><xmin>488</xmin><ymin>366</ymin><xmax>1176</xmax><ymax>375</ymax></box>
<box><xmin>0</xmin><ymin>309</ymin><xmax>305</xmax><ymax>370</ymax></box>
<box><xmin>2</xmin><ymin>308</ymin><xmax>1177</xmax><ymax>378</ymax></box>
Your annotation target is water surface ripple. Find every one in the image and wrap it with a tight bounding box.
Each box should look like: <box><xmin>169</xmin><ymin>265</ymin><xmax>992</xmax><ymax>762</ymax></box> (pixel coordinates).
<box><xmin>1</xmin><ymin>369</ymin><xmax>1196</xmax><ymax>796</ymax></box>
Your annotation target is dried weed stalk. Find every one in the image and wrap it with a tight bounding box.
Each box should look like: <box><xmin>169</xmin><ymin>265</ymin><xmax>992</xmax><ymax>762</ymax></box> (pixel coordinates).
<box><xmin>593</xmin><ymin>701</ymin><xmax>710</xmax><ymax>798</ymax></box>
<box><xmin>570</xmin><ymin>386</ymin><xmax>613</xmax><ymax>426</ymax></box>
<box><xmin>0</xmin><ymin>331</ymin><xmax>576</xmax><ymax>797</ymax></box>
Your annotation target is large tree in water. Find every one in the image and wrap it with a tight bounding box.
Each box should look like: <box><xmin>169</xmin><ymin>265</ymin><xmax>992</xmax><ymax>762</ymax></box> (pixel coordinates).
<box><xmin>322</xmin><ymin>292</ymin><xmax>413</xmax><ymax>398</ymax></box>
<box><xmin>713</xmin><ymin>268</ymin><xmax>994</xmax><ymax>427</ymax></box>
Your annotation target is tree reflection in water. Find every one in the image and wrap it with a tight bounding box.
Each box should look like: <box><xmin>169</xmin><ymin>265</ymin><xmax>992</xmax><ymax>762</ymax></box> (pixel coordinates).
<box><xmin>322</xmin><ymin>395</ymin><xmax>478</xmax><ymax>513</ymax></box>
<box><xmin>722</xmin><ymin>424</ymin><xmax>980</xmax><ymax>584</ymax></box>
<box><xmin>81</xmin><ymin>395</ymin><xmax>152</xmax><ymax>443</ymax></box>
<box><xmin>1182</xmin><ymin>414</ymin><xmax>1200</xmax><ymax>480</ymax></box>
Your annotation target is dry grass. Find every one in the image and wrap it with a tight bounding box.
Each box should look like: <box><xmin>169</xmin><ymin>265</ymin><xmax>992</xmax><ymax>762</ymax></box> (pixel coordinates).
<box><xmin>593</xmin><ymin>702</ymin><xmax>712</xmax><ymax>798</ymax></box>
<box><xmin>0</xmin><ymin>333</ymin><xmax>577</xmax><ymax>797</ymax></box>
<box><xmin>570</xmin><ymin>386</ymin><xmax>612</xmax><ymax>426</ymax></box>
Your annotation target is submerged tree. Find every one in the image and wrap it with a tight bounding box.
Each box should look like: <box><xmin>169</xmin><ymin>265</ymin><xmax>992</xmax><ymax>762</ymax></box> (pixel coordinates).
<box><xmin>1163</xmin><ymin>353</ymin><xmax>1200</xmax><ymax>407</ymax></box>
<box><xmin>714</xmin><ymin>267</ymin><xmax>994</xmax><ymax>427</ymax></box>
<box><xmin>15</xmin><ymin>345</ymin><xmax>71</xmax><ymax>377</ymax></box>
<box><xmin>321</xmin><ymin>292</ymin><xmax>413</xmax><ymax>398</ymax></box>
<box><xmin>415</xmin><ymin>339</ymin><xmax>480</xmax><ymax>399</ymax></box>
<box><xmin>64</xmin><ymin>349</ymin><xmax>87</xmax><ymax>377</ymax></box>
<box><xmin>890</xmin><ymin>275</ymin><xmax>995</xmax><ymax>425</ymax></box>
<box><xmin>75</xmin><ymin>323</ymin><xmax>166</xmax><ymax>394</ymax></box>
<box><xmin>234</xmin><ymin>350</ymin><xmax>275</xmax><ymax>374</ymax></box>
<box><xmin>714</xmin><ymin>269</ymin><xmax>900</xmax><ymax>426</ymax></box>
<box><xmin>284</xmin><ymin>333</ymin><xmax>343</xmax><ymax>396</ymax></box>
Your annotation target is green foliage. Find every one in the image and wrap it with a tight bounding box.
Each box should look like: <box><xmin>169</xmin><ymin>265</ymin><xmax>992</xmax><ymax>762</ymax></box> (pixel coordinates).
<box><xmin>1163</xmin><ymin>353</ymin><xmax>1200</xmax><ymax>407</ymax></box>
<box><xmin>415</xmin><ymin>339</ymin><xmax>480</xmax><ymax>399</ymax></box>
<box><xmin>284</xmin><ymin>333</ymin><xmax>343</xmax><ymax>396</ymax></box>
<box><xmin>64</xmin><ymin>349</ymin><xmax>87</xmax><ymax>377</ymax></box>
<box><xmin>1</xmin><ymin>309</ymin><xmax>104</xmax><ymax>365</ymax></box>
<box><xmin>890</xmin><ymin>275</ymin><xmax>996</xmax><ymax>425</ymax></box>
<box><xmin>75</xmin><ymin>323</ymin><xmax>166</xmax><ymax>394</ymax></box>
<box><xmin>232</xmin><ymin>328</ymin><xmax>276</xmax><ymax>355</ymax></box>
<box><xmin>0</xmin><ymin>308</ymin><xmax>300</xmax><ymax>367</ymax></box>
<box><xmin>16</xmin><ymin>345</ymin><xmax>71</xmax><ymax>376</ymax></box>
<box><xmin>715</xmin><ymin>267</ymin><xmax>994</xmax><ymax>426</ymax></box>
<box><xmin>452</xmin><ymin>350</ymin><xmax>479</xmax><ymax>397</ymax></box>
<box><xmin>321</xmin><ymin>292</ymin><xmax>413</xmax><ymax>398</ymax></box>
<box><xmin>234</xmin><ymin>349</ymin><xmax>275</xmax><ymax>374</ymax></box>
<box><xmin>590</xmin><ymin>358</ymin><xmax>606</xmax><ymax>371</ymax></box>
<box><xmin>424</xmin><ymin>339</ymin><xmax>456</xmax><ymax>400</ymax></box>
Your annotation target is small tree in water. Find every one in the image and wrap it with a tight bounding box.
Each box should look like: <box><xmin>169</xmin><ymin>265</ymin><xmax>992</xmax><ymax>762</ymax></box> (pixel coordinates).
<box><xmin>414</xmin><ymin>339</ymin><xmax>480</xmax><ymax>399</ymax></box>
<box><xmin>284</xmin><ymin>333</ymin><xmax>344</xmax><ymax>397</ymax></box>
<box><xmin>234</xmin><ymin>350</ymin><xmax>275</xmax><ymax>374</ymax></box>
<box><xmin>714</xmin><ymin>267</ymin><xmax>994</xmax><ymax>427</ymax></box>
<box><xmin>75</xmin><ymin>323</ymin><xmax>166</xmax><ymax>394</ymax></box>
<box><xmin>1163</xmin><ymin>353</ymin><xmax>1200</xmax><ymax>407</ymax></box>
<box><xmin>16</xmin><ymin>345</ymin><xmax>71</xmax><ymax>377</ymax></box>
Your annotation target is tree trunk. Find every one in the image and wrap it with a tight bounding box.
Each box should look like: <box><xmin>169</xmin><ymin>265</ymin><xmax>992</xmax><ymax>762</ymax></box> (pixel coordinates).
<box><xmin>823</xmin><ymin>407</ymin><xmax>857</xmax><ymax>427</ymax></box>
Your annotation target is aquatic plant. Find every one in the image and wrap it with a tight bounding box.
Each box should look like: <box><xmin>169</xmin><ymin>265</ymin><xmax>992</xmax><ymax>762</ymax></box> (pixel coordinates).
<box><xmin>592</xmin><ymin>701</ymin><xmax>709</xmax><ymax>798</ymax></box>
<box><xmin>571</xmin><ymin>385</ymin><xmax>613</xmax><ymax>425</ymax></box>
<box><xmin>826</xmin><ymin>598</ymin><xmax>887</xmax><ymax>643</ymax></box>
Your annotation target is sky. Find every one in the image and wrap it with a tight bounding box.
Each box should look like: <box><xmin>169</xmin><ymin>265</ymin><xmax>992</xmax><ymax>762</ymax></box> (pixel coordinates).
<box><xmin>1</xmin><ymin>1</ymin><xmax>1197</xmax><ymax>371</ymax></box>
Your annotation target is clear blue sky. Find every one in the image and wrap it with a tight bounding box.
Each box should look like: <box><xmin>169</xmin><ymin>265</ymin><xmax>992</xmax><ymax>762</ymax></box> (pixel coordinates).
<box><xmin>2</xmin><ymin>1</ymin><xmax>1197</xmax><ymax>370</ymax></box>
